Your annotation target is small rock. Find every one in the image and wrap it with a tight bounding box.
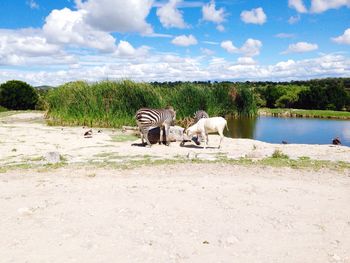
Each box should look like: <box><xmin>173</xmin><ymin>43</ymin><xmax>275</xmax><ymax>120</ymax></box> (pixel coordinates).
<box><xmin>17</xmin><ymin>207</ymin><xmax>33</xmax><ymax>216</ymax></box>
<box><xmin>226</xmin><ymin>236</ymin><xmax>240</xmax><ymax>245</ymax></box>
<box><xmin>168</xmin><ymin>126</ymin><xmax>185</xmax><ymax>142</ymax></box>
<box><xmin>84</xmin><ymin>129</ymin><xmax>93</xmax><ymax>138</ymax></box>
<box><xmin>44</xmin><ymin>151</ymin><xmax>61</xmax><ymax>164</ymax></box>
<box><xmin>187</xmin><ymin>151</ymin><xmax>197</xmax><ymax>159</ymax></box>
<box><xmin>332</xmin><ymin>254</ymin><xmax>341</xmax><ymax>262</ymax></box>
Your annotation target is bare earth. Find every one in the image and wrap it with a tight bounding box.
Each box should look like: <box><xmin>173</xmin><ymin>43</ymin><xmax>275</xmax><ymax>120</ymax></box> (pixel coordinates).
<box><xmin>0</xmin><ymin>112</ymin><xmax>350</xmax><ymax>263</ymax></box>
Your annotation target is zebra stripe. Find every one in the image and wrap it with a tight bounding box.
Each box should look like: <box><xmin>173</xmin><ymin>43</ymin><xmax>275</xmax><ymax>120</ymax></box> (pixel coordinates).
<box><xmin>135</xmin><ymin>107</ymin><xmax>176</xmax><ymax>146</ymax></box>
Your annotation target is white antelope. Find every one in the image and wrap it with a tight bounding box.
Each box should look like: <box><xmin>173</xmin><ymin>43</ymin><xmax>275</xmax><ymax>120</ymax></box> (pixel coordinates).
<box><xmin>185</xmin><ymin>116</ymin><xmax>228</xmax><ymax>149</ymax></box>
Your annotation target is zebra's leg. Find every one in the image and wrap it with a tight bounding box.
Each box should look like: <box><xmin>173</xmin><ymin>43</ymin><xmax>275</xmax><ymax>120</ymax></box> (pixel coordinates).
<box><xmin>139</xmin><ymin>128</ymin><xmax>145</xmax><ymax>144</ymax></box>
<box><xmin>159</xmin><ymin>126</ymin><xmax>163</xmax><ymax>145</ymax></box>
<box><xmin>142</xmin><ymin>127</ymin><xmax>152</xmax><ymax>147</ymax></box>
<box><xmin>164</xmin><ymin>124</ymin><xmax>170</xmax><ymax>146</ymax></box>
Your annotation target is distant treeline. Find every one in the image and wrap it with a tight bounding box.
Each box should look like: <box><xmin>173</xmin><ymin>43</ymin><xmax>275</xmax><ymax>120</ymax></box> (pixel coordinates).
<box><xmin>152</xmin><ymin>77</ymin><xmax>350</xmax><ymax>111</ymax></box>
<box><xmin>0</xmin><ymin>78</ymin><xmax>349</xmax><ymax>127</ymax></box>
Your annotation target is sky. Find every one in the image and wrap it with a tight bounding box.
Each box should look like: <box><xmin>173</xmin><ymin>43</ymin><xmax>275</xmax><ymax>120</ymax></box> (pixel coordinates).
<box><xmin>0</xmin><ymin>0</ymin><xmax>349</xmax><ymax>86</ymax></box>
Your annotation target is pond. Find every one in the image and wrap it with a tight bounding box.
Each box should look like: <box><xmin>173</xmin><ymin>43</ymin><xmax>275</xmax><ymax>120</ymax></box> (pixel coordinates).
<box><xmin>225</xmin><ymin>116</ymin><xmax>350</xmax><ymax>147</ymax></box>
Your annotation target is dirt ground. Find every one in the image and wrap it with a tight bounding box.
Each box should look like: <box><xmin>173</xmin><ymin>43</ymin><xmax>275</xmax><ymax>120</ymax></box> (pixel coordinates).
<box><xmin>0</xmin><ymin>112</ymin><xmax>350</xmax><ymax>262</ymax></box>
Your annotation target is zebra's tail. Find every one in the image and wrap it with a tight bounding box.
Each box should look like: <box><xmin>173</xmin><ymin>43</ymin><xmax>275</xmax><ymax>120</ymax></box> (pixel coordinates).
<box><xmin>225</xmin><ymin>121</ymin><xmax>229</xmax><ymax>132</ymax></box>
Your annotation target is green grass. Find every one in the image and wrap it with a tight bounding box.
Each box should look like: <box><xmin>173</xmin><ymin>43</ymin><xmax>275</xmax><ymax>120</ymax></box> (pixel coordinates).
<box><xmin>0</xmin><ymin>156</ymin><xmax>349</xmax><ymax>173</ymax></box>
<box><xmin>0</xmin><ymin>106</ymin><xmax>7</xmax><ymax>113</ymax></box>
<box><xmin>271</xmin><ymin>149</ymin><xmax>289</xmax><ymax>159</ymax></box>
<box><xmin>259</xmin><ymin>108</ymin><xmax>350</xmax><ymax>119</ymax></box>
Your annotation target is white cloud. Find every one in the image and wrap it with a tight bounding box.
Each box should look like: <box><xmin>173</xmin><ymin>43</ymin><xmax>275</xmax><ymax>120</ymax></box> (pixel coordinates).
<box><xmin>0</xmin><ymin>29</ymin><xmax>65</xmax><ymax>66</ymax></box>
<box><xmin>221</xmin><ymin>40</ymin><xmax>239</xmax><ymax>53</ymax></box>
<box><xmin>75</xmin><ymin>0</ymin><xmax>154</xmax><ymax>34</ymax></box>
<box><xmin>288</xmin><ymin>15</ymin><xmax>301</xmax><ymax>24</ymax></box>
<box><xmin>288</xmin><ymin>0</ymin><xmax>307</xmax><ymax>13</ymax></box>
<box><xmin>240</xmin><ymin>39</ymin><xmax>262</xmax><ymax>57</ymax></box>
<box><xmin>283</xmin><ymin>42</ymin><xmax>318</xmax><ymax>53</ymax></box>
<box><xmin>114</xmin><ymin>41</ymin><xmax>150</xmax><ymax>57</ymax></box>
<box><xmin>202</xmin><ymin>0</ymin><xmax>226</xmax><ymax>24</ymax></box>
<box><xmin>156</xmin><ymin>0</ymin><xmax>187</xmax><ymax>28</ymax></box>
<box><xmin>221</xmin><ymin>38</ymin><xmax>262</xmax><ymax>57</ymax></box>
<box><xmin>240</xmin><ymin>7</ymin><xmax>266</xmax><ymax>25</ymax></box>
<box><xmin>310</xmin><ymin>0</ymin><xmax>350</xmax><ymax>13</ymax></box>
<box><xmin>43</xmin><ymin>8</ymin><xmax>117</xmax><ymax>52</ymax></box>
<box><xmin>275</xmin><ymin>33</ymin><xmax>295</xmax><ymax>38</ymax></box>
<box><xmin>1</xmin><ymin>53</ymin><xmax>349</xmax><ymax>86</ymax></box>
<box><xmin>332</xmin><ymin>28</ymin><xmax>350</xmax><ymax>45</ymax></box>
<box><xmin>216</xmin><ymin>24</ymin><xmax>225</xmax><ymax>32</ymax></box>
<box><xmin>237</xmin><ymin>57</ymin><xmax>257</xmax><ymax>65</ymax></box>
<box><xmin>203</xmin><ymin>41</ymin><xmax>219</xmax><ymax>45</ymax></box>
<box><xmin>27</xmin><ymin>0</ymin><xmax>39</xmax><ymax>9</ymax></box>
<box><xmin>171</xmin><ymin>35</ymin><xmax>198</xmax><ymax>46</ymax></box>
<box><xmin>200</xmin><ymin>48</ymin><xmax>215</xmax><ymax>56</ymax></box>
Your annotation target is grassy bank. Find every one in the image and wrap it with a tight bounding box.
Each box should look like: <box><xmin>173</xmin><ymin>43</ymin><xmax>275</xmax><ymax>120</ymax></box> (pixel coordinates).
<box><xmin>259</xmin><ymin>108</ymin><xmax>350</xmax><ymax>119</ymax></box>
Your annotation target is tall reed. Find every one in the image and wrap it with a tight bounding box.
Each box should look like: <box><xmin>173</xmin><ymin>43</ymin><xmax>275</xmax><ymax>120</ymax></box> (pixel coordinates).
<box><xmin>46</xmin><ymin>80</ymin><xmax>257</xmax><ymax>127</ymax></box>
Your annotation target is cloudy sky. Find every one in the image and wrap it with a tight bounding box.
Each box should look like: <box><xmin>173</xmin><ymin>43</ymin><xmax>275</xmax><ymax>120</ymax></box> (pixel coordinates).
<box><xmin>0</xmin><ymin>0</ymin><xmax>349</xmax><ymax>86</ymax></box>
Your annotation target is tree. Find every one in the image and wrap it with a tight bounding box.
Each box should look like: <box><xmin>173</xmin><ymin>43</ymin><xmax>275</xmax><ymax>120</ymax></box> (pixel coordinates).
<box><xmin>263</xmin><ymin>85</ymin><xmax>284</xmax><ymax>108</ymax></box>
<box><xmin>0</xmin><ymin>80</ymin><xmax>38</xmax><ymax>110</ymax></box>
<box><xmin>235</xmin><ymin>85</ymin><xmax>257</xmax><ymax>116</ymax></box>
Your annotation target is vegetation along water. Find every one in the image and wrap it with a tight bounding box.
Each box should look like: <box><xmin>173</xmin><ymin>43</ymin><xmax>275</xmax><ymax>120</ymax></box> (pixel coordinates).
<box><xmin>0</xmin><ymin>78</ymin><xmax>350</xmax><ymax>146</ymax></box>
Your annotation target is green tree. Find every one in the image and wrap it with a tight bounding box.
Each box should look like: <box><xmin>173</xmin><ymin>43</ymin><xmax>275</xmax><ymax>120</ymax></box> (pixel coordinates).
<box><xmin>235</xmin><ymin>85</ymin><xmax>257</xmax><ymax>116</ymax></box>
<box><xmin>263</xmin><ymin>85</ymin><xmax>284</xmax><ymax>108</ymax></box>
<box><xmin>0</xmin><ymin>80</ymin><xmax>38</xmax><ymax>110</ymax></box>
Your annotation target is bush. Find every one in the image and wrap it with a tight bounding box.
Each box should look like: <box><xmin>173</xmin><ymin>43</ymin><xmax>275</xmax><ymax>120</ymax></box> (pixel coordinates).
<box><xmin>170</xmin><ymin>83</ymin><xmax>208</xmax><ymax>118</ymax></box>
<box><xmin>235</xmin><ymin>85</ymin><xmax>257</xmax><ymax>116</ymax></box>
<box><xmin>207</xmin><ymin>83</ymin><xmax>237</xmax><ymax>116</ymax></box>
<box><xmin>0</xmin><ymin>105</ymin><xmax>7</xmax><ymax>112</ymax></box>
<box><xmin>0</xmin><ymin>80</ymin><xmax>38</xmax><ymax>110</ymax></box>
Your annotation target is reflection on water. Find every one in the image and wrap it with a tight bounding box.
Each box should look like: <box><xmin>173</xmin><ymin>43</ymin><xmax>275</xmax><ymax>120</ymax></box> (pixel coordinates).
<box><xmin>225</xmin><ymin>116</ymin><xmax>350</xmax><ymax>147</ymax></box>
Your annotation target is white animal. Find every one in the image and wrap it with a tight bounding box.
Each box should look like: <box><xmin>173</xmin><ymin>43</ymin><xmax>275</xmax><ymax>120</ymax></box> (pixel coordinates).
<box><xmin>185</xmin><ymin>117</ymin><xmax>228</xmax><ymax>149</ymax></box>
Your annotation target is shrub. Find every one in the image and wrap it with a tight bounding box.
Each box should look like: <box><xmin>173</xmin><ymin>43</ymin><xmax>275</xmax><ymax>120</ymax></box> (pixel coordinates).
<box><xmin>235</xmin><ymin>85</ymin><xmax>257</xmax><ymax>116</ymax></box>
<box><xmin>0</xmin><ymin>105</ymin><xmax>7</xmax><ymax>112</ymax></box>
<box><xmin>170</xmin><ymin>83</ymin><xmax>209</xmax><ymax>119</ymax></box>
<box><xmin>0</xmin><ymin>80</ymin><xmax>38</xmax><ymax>110</ymax></box>
<box><xmin>272</xmin><ymin>149</ymin><xmax>289</xmax><ymax>159</ymax></box>
<box><xmin>207</xmin><ymin>83</ymin><xmax>236</xmax><ymax>116</ymax></box>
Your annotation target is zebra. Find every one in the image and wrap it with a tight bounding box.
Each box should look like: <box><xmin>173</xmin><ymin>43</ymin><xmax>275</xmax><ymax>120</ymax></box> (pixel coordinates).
<box><xmin>194</xmin><ymin>110</ymin><xmax>209</xmax><ymax>123</ymax></box>
<box><xmin>135</xmin><ymin>107</ymin><xmax>176</xmax><ymax>147</ymax></box>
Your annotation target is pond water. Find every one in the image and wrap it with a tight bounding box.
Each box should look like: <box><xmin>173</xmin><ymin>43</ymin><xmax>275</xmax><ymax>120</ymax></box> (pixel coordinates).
<box><xmin>225</xmin><ymin>116</ymin><xmax>350</xmax><ymax>147</ymax></box>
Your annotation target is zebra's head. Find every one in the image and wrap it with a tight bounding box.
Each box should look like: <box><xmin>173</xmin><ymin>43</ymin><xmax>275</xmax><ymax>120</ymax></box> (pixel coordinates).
<box><xmin>166</xmin><ymin>106</ymin><xmax>176</xmax><ymax>121</ymax></box>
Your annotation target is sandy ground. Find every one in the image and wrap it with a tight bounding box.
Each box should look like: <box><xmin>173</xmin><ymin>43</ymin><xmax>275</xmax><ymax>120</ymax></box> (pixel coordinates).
<box><xmin>0</xmin><ymin>112</ymin><xmax>349</xmax><ymax>165</ymax></box>
<box><xmin>1</xmin><ymin>112</ymin><xmax>350</xmax><ymax>262</ymax></box>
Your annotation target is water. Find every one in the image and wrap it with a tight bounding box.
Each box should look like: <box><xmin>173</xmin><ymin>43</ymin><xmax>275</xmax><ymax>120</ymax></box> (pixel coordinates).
<box><xmin>225</xmin><ymin>116</ymin><xmax>350</xmax><ymax>147</ymax></box>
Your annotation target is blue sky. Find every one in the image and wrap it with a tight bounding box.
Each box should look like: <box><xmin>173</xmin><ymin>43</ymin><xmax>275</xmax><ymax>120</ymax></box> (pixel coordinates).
<box><xmin>0</xmin><ymin>0</ymin><xmax>349</xmax><ymax>86</ymax></box>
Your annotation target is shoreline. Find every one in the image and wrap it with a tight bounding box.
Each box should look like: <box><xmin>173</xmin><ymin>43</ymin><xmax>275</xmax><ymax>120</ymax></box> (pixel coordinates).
<box><xmin>258</xmin><ymin>108</ymin><xmax>350</xmax><ymax>120</ymax></box>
